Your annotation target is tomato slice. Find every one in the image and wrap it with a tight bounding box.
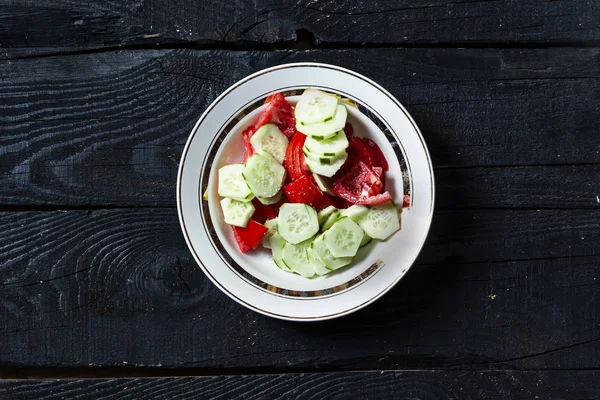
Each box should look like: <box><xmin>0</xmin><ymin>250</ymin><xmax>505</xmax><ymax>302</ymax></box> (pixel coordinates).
<box><xmin>402</xmin><ymin>194</ymin><xmax>411</xmax><ymax>208</ymax></box>
<box><xmin>344</xmin><ymin>122</ymin><xmax>354</xmax><ymax>140</ymax></box>
<box><xmin>284</xmin><ymin>174</ymin><xmax>333</xmax><ymax>211</ymax></box>
<box><xmin>356</xmin><ymin>191</ymin><xmax>392</xmax><ymax>205</ymax></box>
<box><xmin>255</xmin><ymin>93</ymin><xmax>295</xmax><ymax>137</ymax></box>
<box><xmin>363</xmin><ymin>138</ymin><xmax>389</xmax><ymax>171</ymax></box>
<box><xmin>284</xmin><ymin>132</ymin><xmax>309</xmax><ymax>181</ymax></box>
<box><xmin>349</xmin><ymin>137</ymin><xmax>374</xmax><ymax>166</ymax></box>
<box><xmin>332</xmin><ymin>160</ymin><xmax>383</xmax><ymax>204</ymax></box>
<box><xmin>372</xmin><ymin>166</ymin><xmax>383</xmax><ymax>177</ymax></box>
<box><xmin>251</xmin><ymin>198</ymin><xmax>276</xmax><ymax>224</ymax></box>
<box><xmin>232</xmin><ymin>220</ymin><xmax>268</xmax><ymax>253</ymax></box>
<box><xmin>242</xmin><ymin>126</ymin><xmax>255</xmax><ymax>163</ymax></box>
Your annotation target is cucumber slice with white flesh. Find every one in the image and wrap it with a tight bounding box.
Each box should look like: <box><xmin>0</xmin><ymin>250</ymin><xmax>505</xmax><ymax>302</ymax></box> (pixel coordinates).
<box><xmin>257</xmin><ymin>190</ymin><xmax>283</xmax><ymax>205</ymax></box>
<box><xmin>218</xmin><ymin>164</ymin><xmax>253</xmax><ymax>201</ymax></box>
<box><xmin>282</xmin><ymin>239</ymin><xmax>317</xmax><ymax>278</ymax></box>
<box><xmin>295</xmin><ymin>89</ymin><xmax>339</xmax><ymax>124</ymax></box>
<box><xmin>340</xmin><ymin>205</ymin><xmax>369</xmax><ymax>222</ymax></box>
<box><xmin>302</xmin><ymin>148</ymin><xmax>337</xmax><ymax>165</ymax></box>
<box><xmin>359</xmin><ymin>233</ymin><xmax>372</xmax><ymax>248</ymax></box>
<box><xmin>307</xmin><ymin>247</ymin><xmax>331</xmax><ymax>276</ymax></box>
<box><xmin>312</xmin><ymin>234</ymin><xmax>353</xmax><ymax>270</ymax></box>
<box><xmin>312</xmin><ymin>174</ymin><xmax>335</xmax><ymax>196</ymax></box>
<box><xmin>243</xmin><ymin>153</ymin><xmax>286</xmax><ymax>197</ymax></box>
<box><xmin>262</xmin><ymin>218</ymin><xmax>278</xmax><ymax>249</ymax></box>
<box><xmin>220</xmin><ymin>198</ymin><xmax>255</xmax><ymax>227</ymax></box>
<box><xmin>305</xmin><ymin>152</ymin><xmax>348</xmax><ymax>178</ymax></box>
<box><xmin>324</xmin><ymin>217</ymin><xmax>364</xmax><ymax>258</ymax></box>
<box><xmin>270</xmin><ymin>233</ymin><xmax>290</xmax><ymax>271</ymax></box>
<box><xmin>358</xmin><ymin>200</ymin><xmax>400</xmax><ymax>240</ymax></box>
<box><xmin>317</xmin><ymin>205</ymin><xmax>337</xmax><ymax>225</ymax></box>
<box><xmin>277</xmin><ymin>203</ymin><xmax>319</xmax><ymax>244</ymax></box>
<box><xmin>304</xmin><ymin>130</ymin><xmax>349</xmax><ymax>158</ymax></box>
<box><xmin>321</xmin><ymin>210</ymin><xmax>341</xmax><ymax>232</ymax></box>
<box><xmin>296</xmin><ymin>105</ymin><xmax>348</xmax><ymax>139</ymax></box>
<box><xmin>250</xmin><ymin>124</ymin><xmax>289</xmax><ymax>164</ymax></box>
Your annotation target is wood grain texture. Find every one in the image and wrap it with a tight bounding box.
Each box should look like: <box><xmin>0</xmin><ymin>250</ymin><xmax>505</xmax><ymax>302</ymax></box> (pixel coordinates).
<box><xmin>1</xmin><ymin>0</ymin><xmax>600</xmax><ymax>50</ymax></box>
<box><xmin>0</xmin><ymin>208</ymin><xmax>599</xmax><ymax>370</ymax></box>
<box><xmin>1</xmin><ymin>48</ymin><xmax>599</xmax><ymax>207</ymax></box>
<box><xmin>3</xmin><ymin>371</ymin><xmax>600</xmax><ymax>399</ymax></box>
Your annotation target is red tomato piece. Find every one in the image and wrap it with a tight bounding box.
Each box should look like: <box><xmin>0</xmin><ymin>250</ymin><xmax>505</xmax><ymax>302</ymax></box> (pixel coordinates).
<box><xmin>402</xmin><ymin>194</ymin><xmax>411</xmax><ymax>208</ymax></box>
<box><xmin>349</xmin><ymin>137</ymin><xmax>374</xmax><ymax>166</ymax></box>
<box><xmin>232</xmin><ymin>220</ymin><xmax>268</xmax><ymax>253</ymax></box>
<box><xmin>285</xmin><ymin>133</ymin><xmax>309</xmax><ymax>181</ymax></box>
<box><xmin>332</xmin><ymin>160</ymin><xmax>383</xmax><ymax>204</ymax></box>
<box><xmin>355</xmin><ymin>191</ymin><xmax>392</xmax><ymax>205</ymax></box>
<box><xmin>242</xmin><ymin>126</ymin><xmax>255</xmax><ymax>163</ymax></box>
<box><xmin>363</xmin><ymin>138</ymin><xmax>389</xmax><ymax>171</ymax></box>
<box><xmin>344</xmin><ymin>122</ymin><xmax>354</xmax><ymax>140</ymax></box>
<box><xmin>284</xmin><ymin>174</ymin><xmax>333</xmax><ymax>211</ymax></box>
<box><xmin>255</xmin><ymin>93</ymin><xmax>295</xmax><ymax>137</ymax></box>
<box><xmin>372</xmin><ymin>166</ymin><xmax>383</xmax><ymax>177</ymax></box>
<box><xmin>251</xmin><ymin>198</ymin><xmax>276</xmax><ymax>224</ymax></box>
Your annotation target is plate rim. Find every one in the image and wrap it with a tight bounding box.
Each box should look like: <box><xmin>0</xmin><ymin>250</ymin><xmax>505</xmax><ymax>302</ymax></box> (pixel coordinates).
<box><xmin>176</xmin><ymin>62</ymin><xmax>435</xmax><ymax>321</ymax></box>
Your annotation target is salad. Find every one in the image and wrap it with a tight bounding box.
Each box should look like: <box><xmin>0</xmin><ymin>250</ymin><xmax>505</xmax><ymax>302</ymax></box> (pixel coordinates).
<box><xmin>216</xmin><ymin>89</ymin><xmax>404</xmax><ymax>278</ymax></box>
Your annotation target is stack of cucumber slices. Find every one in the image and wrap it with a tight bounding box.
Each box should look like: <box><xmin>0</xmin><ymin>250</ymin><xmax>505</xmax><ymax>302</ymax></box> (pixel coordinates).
<box><xmin>263</xmin><ymin>201</ymin><xmax>400</xmax><ymax>278</ymax></box>
<box><xmin>296</xmin><ymin>89</ymin><xmax>350</xmax><ymax>178</ymax></box>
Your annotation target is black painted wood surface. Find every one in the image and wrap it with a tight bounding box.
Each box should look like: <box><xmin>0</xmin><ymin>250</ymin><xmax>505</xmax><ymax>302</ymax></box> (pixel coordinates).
<box><xmin>1</xmin><ymin>0</ymin><xmax>600</xmax><ymax>397</ymax></box>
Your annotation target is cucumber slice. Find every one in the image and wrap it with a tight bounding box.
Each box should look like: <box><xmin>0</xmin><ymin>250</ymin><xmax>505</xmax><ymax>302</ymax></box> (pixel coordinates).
<box><xmin>321</xmin><ymin>209</ymin><xmax>341</xmax><ymax>232</ymax></box>
<box><xmin>243</xmin><ymin>153</ymin><xmax>286</xmax><ymax>197</ymax></box>
<box><xmin>220</xmin><ymin>198</ymin><xmax>255</xmax><ymax>227</ymax></box>
<box><xmin>307</xmin><ymin>246</ymin><xmax>331</xmax><ymax>276</ymax></box>
<box><xmin>358</xmin><ymin>201</ymin><xmax>400</xmax><ymax>240</ymax></box>
<box><xmin>324</xmin><ymin>217</ymin><xmax>364</xmax><ymax>257</ymax></box>
<box><xmin>312</xmin><ymin>234</ymin><xmax>353</xmax><ymax>270</ymax></box>
<box><xmin>295</xmin><ymin>88</ymin><xmax>339</xmax><ymax>124</ymax></box>
<box><xmin>250</xmin><ymin>124</ymin><xmax>289</xmax><ymax>164</ymax></box>
<box><xmin>340</xmin><ymin>205</ymin><xmax>369</xmax><ymax>222</ymax></box>
<box><xmin>305</xmin><ymin>152</ymin><xmax>348</xmax><ymax>178</ymax></box>
<box><xmin>218</xmin><ymin>164</ymin><xmax>253</xmax><ymax>202</ymax></box>
<box><xmin>304</xmin><ymin>130</ymin><xmax>349</xmax><ymax>158</ymax></box>
<box><xmin>312</xmin><ymin>174</ymin><xmax>335</xmax><ymax>196</ymax></box>
<box><xmin>270</xmin><ymin>233</ymin><xmax>290</xmax><ymax>271</ymax></box>
<box><xmin>317</xmin><ymin>205</ymin><xmax>337</xmax><ymax>225</ymax></box>
<box><xmin>296</xmin><ymin>105</ymin><xmax>348</xmax><ymax>139</ymax></box>
<box><xmin>359</xmin><ymin>233</ymin><xmax>372</xmax><ymax>248</ymax></box>
<box><xmin>278</xmin><ymin>203</ymin><xmax>319</xmax><ymax>244</ymax></box>
<box><xmin>302</xmin><ymin>148</ymin><xmax>336</xmax><ymax>165</ymax></box>
<box><xmin>257</xmin><ymin>190</ymin><xmax>283</xmax><ymax>205</ymax></box>
<box><xmin>282</xmin><ymin>239</ymin><xmax>316</xmax><ymax>278</ymax></box>
<box><xmin>262</xmin><ymin>218</ymin><xmax>278</xmax><ymax>249</ymax></box>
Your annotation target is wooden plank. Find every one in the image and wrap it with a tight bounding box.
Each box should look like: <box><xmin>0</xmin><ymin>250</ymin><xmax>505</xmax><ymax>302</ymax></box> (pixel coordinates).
<box><xmin>2</xmin><ymin>371</ymin><xmax>600</xmax><ymax>399</ymax></box>
<box><xmin>0</xmin><ymin>208</ymin><xmax>599</xmax><ymax>370</ymax></box>
<box><xmin>1</xmin><ymin>0</ymin><xmax>599</xmax><ymax>49</ymax></box>
<box><xmin>1</xmin><ymin>48</ymin><xmax>599</xmax><ymax>207</ymax></box>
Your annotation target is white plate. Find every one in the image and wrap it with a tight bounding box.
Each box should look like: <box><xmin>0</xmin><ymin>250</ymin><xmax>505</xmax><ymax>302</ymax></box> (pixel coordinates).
<box><xmin>177</xmin><ymin>63</ymin><xmax>434</xmax><ymax>321</ymax></box>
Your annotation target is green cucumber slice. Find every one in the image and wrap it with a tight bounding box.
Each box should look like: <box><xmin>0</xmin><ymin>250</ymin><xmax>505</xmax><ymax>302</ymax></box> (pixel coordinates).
<box><xmin>250</xmin><ymin>124</ymin><xmax>289</xmax><ymax>164</ymax></box>
<box><xmin>282</xmin><ymin>239</ymin><xmax>316</xmax><ymax>278</ymax></box>
<box><xmin>218</xmin><ymin>164</ymin><xmax>253</xmax><ymax>202</ymax></box>
<box><xmin>324</xmin><ymin>217</ymin><xmax>364</xmax><ymax>257</ymax></box>
<box><xmin>257</xmin><ymin>190</ymin><xmax>283</xmax><ymax>205</ymax></box>
<box><xmin>243</xmin><ymin>153</ymin><xmax>286</xmax><ymax>197</ymax></box>
<box><xmin>262</xmin><ymin>218</ymin><xmax>278</xmax><ymax>249</ymax></box>
<box><xmin>302</xmin><ymin>148</ymin><xmax>337</xmax><ymax>165</ymax></box>
<box><xmin>340</xmin><ymin>205</ymin><xmax>369</xmax><ymax>222</ymax></box>
<box><xmin>312</xmin><ymin>234</ymin><xmax>353</xmax><ymax>270</ymax></box>
<box><xmin>321</xmin><ymin>209</ymin><xmax>341</xmax><ymax>232</ymax></box>
<box><xmin>307</xmin><ymin>247</ymin><xmax>331</xmax><ymax>276</ymax></box>
<box><xmin>317</xmin><ymin>205</ymin><xmax>337</xmax><ymax>225</ymax></box>
<box><xmin>359</xmin><ymin>233</ymin><xmax>372</xmax><ymax>248</ymax></box>
<box><xmin>269</xmin><ymin>233</ymin><xmax>290</xmax><ymax>271</ymax></box>
<box><xmin>305</xmin><ymin>152</ymin><xmax>348</xmax><ymax>178</ymax></box>
<box><xmin>220</xmin><ymin>198</ymin><xmax>255</xmax><ymax>227</ymax></box>
<box><xmin>296</xmin><ymin>104</ymin><xmax>348</xmax><ymax>139</ymax></box>
<box><xmin>304</xmin><ymin>130</ymin><xmax>349</xmax><ymax>159</ymax></box>
<box><xmin>277</xmin><ymin>203</ymin><xmax>319</xmax><ymax>244</ymax></box>
<box><xmin>357</xmin><ymin>200</ymin><xmax>400</xmax><ymax>240</ymax></box>
<box><xmin>294</xmin><ymin>88</ymin><xmax>339</xmax><ymax>124</ymax></box>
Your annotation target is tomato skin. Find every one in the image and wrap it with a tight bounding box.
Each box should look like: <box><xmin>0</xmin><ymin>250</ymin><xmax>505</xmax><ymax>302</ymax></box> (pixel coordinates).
<box><xmin>349</xmin><ymin>137</ymin><xmax>374</xmax><ymax>166</ymax></box>
<box><xmin>332</xmin><ymin>160</ymin><xmax>383</xmax><ymax>204</ymax></box>
<box><xmin>251</xmin><ymin>198</ymin><xmax>276</xmax><ymax>224</ymax></box>
<box><xmin>402</xmin><ymin>194</ymin><xmax>411</xmax><ymax>208</ymax></box>
<box><xmin>232</xmin><ymin>220</ymin><xmax>268</xmax><ymax>253</ymax></box>
<box><xmin>363</xmin><ymin>138</ymin><xmax>389</xmax><ymax>171</ymax></box>
<box><xmin>242</xmin><ymin>126</ymin><xmax>256</xmax><ymax>163</ymax></box>
<box><xmin>256</xmin><ymin>93</ymin><xmax>295</xmax><ymax>138</ymax></box>
<box><xmin>284</xmin><ymin>174</ymin><xmax>333</xmax><ymax>211</ymax></box>
<box><xmin>344</xmin><ymin>122</ymin><xmax>354</xmax><ymax>140</ymax></box>
<box><xmin>284</xmin><ymin>132</ymin><xmax>309</xmax><ymax>181</ymax></box>
<box><xmin>355</xmin><ymin>191</ymin><xmax>392</xmax><ymax>205</ymax></box>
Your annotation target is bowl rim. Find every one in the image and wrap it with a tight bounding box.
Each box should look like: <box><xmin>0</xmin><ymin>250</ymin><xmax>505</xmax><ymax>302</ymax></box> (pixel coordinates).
<box><xmin>176</xmin><ymin>62</ymin><xmax>435</xmax><ymax>321</ymax></box>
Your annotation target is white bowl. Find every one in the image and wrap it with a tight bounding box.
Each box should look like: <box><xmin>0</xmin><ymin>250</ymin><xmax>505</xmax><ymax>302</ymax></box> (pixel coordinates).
<box><xmin>177</xmin><ymin>63</ymin><xmax>434</xmax><ymax>321</ymax></box>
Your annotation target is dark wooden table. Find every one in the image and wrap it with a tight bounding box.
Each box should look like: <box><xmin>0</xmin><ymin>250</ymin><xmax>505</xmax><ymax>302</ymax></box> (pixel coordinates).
<box><xmin>1</xmin><ymin>1</ymin><xmax>600</xmax><ymax>399</ymax></box>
